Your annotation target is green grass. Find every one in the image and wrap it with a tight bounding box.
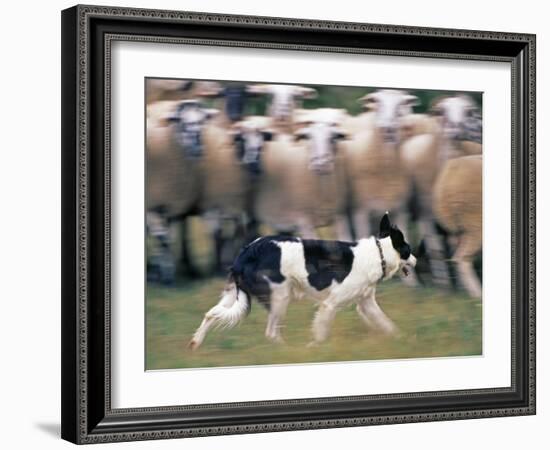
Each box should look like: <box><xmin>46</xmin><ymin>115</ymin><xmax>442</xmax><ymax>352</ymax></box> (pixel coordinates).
<box><xmin>146</xmin><ymin>278</ymin><xmax>482</xmax><ymax>370</ymax></box>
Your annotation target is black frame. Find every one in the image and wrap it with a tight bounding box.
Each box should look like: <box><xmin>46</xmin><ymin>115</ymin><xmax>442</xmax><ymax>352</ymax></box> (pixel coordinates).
<box><xmin>61</xmin><ymin>4</ymin><xmax>536</xmax><ymax>444</ymax></box>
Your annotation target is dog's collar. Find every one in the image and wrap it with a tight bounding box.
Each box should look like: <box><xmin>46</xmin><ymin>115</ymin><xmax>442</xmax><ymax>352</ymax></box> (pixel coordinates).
<box><xmin>375</xmin><ymin>238</ymin><xmax>387</xmax><ymax>281</ymax></box>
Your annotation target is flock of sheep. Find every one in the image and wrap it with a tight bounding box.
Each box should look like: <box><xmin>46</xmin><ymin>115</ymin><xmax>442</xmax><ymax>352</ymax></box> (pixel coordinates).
<box><xmin>146</xmin><ymin>79</ymin><xmax>482</xmax><ymax>298</ymax></box>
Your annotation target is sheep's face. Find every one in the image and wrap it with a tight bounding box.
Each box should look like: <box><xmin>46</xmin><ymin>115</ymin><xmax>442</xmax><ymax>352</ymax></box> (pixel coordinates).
<box><xmin>294</xmin><ymin>122</ymin><xmax>347</xmax><ymax>174</ymax></box>
<box><xmin>359</xmin><ymin>90</ymin><xmax>419</xmax><ymax>145</ymax></box>
<box><xmin>167</xmin><ymin>101</ymin><xmax>218</xmax><ymax>159</ymax></box>
<box><xmin>431</xmin><ymin>95</ymin><xmax>480</xmax><ymax>141</ymax></box>
<box><xmin>232</xmin><ymin>124</ymin><xmax>273</xmax><ymax>175</ymax></box>
<box><xmin>379</xmin><ymin>213</ymin><xmax>417</xmax><ymax>277</ymax></box>
<box><xmin>247</xmin><ymin>84</ymin><xmax>317</xmax><ymax>121</ymax></box>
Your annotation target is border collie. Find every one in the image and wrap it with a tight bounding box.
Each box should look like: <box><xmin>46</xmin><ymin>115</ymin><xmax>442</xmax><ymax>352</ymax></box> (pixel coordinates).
<box><xmin>189</xmin><ymin>213</ymin><xmax>416</xmax><ymax>349</ymax></box>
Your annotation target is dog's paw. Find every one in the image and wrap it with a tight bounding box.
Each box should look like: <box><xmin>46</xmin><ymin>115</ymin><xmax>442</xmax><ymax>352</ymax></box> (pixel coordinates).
<box><xmin>187</xmin><ymin>339</ymin><xmax>199</xmax><ymax>351</ymax></box>
<box><xmin>385</xmin><ymin>325</ymin><xmax>401</xmax><ymax>338</ymax></box>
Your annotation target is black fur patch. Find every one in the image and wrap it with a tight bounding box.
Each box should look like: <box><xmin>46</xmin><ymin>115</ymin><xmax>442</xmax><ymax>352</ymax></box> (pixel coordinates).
<box><xmin>378</xmin><ymin>213</ymin><xmax>412</xmax><ymax>260</ymax></box>
<box><xmin>389</xmin><ymin>226</ymin><xmax>411</xmax><ymax>260</ymax></box>
<box><xmin>231</xmin><ymin>236</ymin><xmax>299</xmax><ymax>309</ymax></box>
<box><xmin>302</xmin><ymin>239</ymin><xmax>357</xmax><ymax>291</ymax></box>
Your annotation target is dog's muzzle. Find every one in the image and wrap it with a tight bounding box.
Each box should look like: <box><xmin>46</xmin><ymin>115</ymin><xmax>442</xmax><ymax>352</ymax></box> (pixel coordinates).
<box><xmin>401</xmin><ymin>254</ymin><xmax>417</xmax><ymax>277</ymax></box>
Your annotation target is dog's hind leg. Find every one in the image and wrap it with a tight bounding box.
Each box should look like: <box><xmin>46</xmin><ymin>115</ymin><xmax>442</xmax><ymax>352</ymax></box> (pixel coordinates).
<box><xmin>356</xmin><ymin>288</ymin><xmax>398</xmax><ymax>336</ymax></box>
<box><xmin>265</xmin><ymin>283</ymin><xmax>291</xmax><ymax>344</ymax></box>
<box><xmin>189</xmin><ymin>283</ymin><xmax>249</xmax><ymax>350</ymax></box>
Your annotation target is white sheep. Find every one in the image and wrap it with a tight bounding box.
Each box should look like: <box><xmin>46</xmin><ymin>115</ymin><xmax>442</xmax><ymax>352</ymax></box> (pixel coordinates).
<box><xmin>146</xmin><ymin>79</ymin><xmax>193</xmax><ymax>104</ymax></box>
<box><xmin>146</xmin><ymin>99</ymin><xmax>219</xmax><ymax>279</ymax></box>
<box><xmin>233</xmin><ymin>109</ymin><xmax>350</xmax><ymax>239</ymax></box>
<box><xmin>432</xmin><ymin>155</ymin><xmax>482</xmax><ymax>298</ymax></box>
<box><xmin>145</xmin><ymin>79</ymin><xmax>221</xmax><ymax>105</ymax></box>
<box><xmin>345</xmin><ymin>90</ymin><xmax>418</xmax><ymax>241</ymax></box>
<box><xmin>246</xmin><ymin>84</ymin><xmax>318</xmax><ymax>125</ymax></box>
<box><xmin>399</xmin><ymin>94</ymin><xmax>482</xmax><ymax>286</ymax></box>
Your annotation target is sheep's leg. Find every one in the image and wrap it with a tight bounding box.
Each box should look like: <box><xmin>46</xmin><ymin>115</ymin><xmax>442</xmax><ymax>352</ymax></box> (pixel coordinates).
<box><xmin>203</xmin><ymin>213</ymin><xmax>228</xmax><ymax>275</ymax></box>
<box><xmin>334</xmin><ymin>213</ymin><xmax>353</xmax><ymax>241</ymax></box>
<box><xmin>175</xmin><ymin>219</ymin><xmax>201</xmax><ymax>278</ymax></box>
<box><xmin>265</xmin><ymin>284</ymin><xmax>291</xmax><ymax>344</ymax></box>
<box><xmin>352</xmin><ymin>207</ymin><xmax>371</xmax><ymax>239</ymax></box>
<box><xmin>356</xmin><ymin>288</ymin><xmax>399</xmax><ymax>336</ymax></box>
<box><xmin>394</xmin><ymin>211</ymin><xmax>419</xmax><ymax>287</ymax></box>
<box><xmin>213</xmin><ymin>227</ymin><xmax>226</xmax><ymax>274</ymax></box>
<box><xmin>296</xmin><ymin>216</ymin><xmax>318</xmax><ymax>239</ymax></box>
<box><xmin>418</xmin><ymin>217</ymin><xmax>451</xmax><ymax>287</ymax></box>
<box><xmin>453</xmin><ymin>233</ymin><xmax>482</xmax><ymax>298</ymax></box>
<box><xmin>147</xmin><ymin>212</ymin><xmax>176</xmax><ymax>284</ymax></box>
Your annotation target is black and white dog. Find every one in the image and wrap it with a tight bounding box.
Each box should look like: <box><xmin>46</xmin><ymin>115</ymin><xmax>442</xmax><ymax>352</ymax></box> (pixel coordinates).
<box><xmin>189</xmin><ymin>213</ymin><xmax>416</xmax><ymax>349</ymax></box>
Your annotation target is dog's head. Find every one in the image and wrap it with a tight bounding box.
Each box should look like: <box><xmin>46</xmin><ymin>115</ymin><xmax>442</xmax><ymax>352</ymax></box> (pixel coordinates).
<box><xmin>378</xmin><ymin>213</ymin><xmax>417</xmax><ymax>277</ymax></box>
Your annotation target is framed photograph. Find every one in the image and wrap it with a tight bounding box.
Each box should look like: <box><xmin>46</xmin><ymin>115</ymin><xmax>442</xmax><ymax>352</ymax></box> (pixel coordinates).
<box><xmin>61</xmin><ymin>4</ymin><xmax>536</xmax><ymax>444</ymax></box>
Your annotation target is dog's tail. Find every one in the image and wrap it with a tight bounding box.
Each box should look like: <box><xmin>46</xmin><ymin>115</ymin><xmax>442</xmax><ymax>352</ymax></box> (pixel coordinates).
<box><xmin>188</xmin><ymin>271</ymin><xmax>251</xmax><ymax>350</ymax></box>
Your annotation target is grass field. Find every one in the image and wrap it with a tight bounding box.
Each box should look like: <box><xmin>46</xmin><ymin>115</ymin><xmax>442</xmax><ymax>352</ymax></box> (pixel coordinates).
<box><xmin>146</xmin><ymin>278</ymin><xmax>482</xmax><ymax>370</ymax></box>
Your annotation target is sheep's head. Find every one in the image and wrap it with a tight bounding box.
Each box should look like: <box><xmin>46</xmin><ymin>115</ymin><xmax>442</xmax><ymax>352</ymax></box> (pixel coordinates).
<box><xmin>378</xmin><ymin>212</ymin><xmax>417</xmax><ymax>278</ymax></box>
<box><xmin>165</xmin><ymin>100</ymin><xmax>219</xmax><ymax>159</ymax></box>
<box><xmin>231</xmin><ymin>117</ymin><xmax>275</xmax><ymax>175</ymax></box>
<box><xmin>247</xmin><ymin>84</ymin><xmax>317</xmax><ymax>121</ymax></box>
<box><xmin>357</xmin><ymin>89</ymin><xmax>419</xmax><ymax>145</ymax></box>
<box><xmin>430</xmin><ymin>94</ymin><xmax>481</xmax><ymax>142</ymax></box>
<box><xmin>294</xmin><ymin>109</ymin><xmax>349</xmax><ymax>174</ymax></box>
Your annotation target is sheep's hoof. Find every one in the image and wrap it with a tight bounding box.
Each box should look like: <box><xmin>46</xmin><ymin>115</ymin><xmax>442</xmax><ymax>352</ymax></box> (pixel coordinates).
<box><xmin>266</xmin><ymin>335</ymin><xmax>285</xmax><ymax>345</ymax></box>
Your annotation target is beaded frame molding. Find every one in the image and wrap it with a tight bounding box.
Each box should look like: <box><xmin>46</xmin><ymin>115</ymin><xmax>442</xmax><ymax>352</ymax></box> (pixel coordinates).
<box><xmin>61</xmin><ymin>4</ymin><xmax>536</xmax><ymax>444</ymax></box>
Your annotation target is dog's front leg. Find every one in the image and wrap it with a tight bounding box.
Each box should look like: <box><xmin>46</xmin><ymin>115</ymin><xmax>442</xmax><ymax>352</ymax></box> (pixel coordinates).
<box><xmin>357</xmin><ymin>290</ymin><xmax>399</xmax><ymax>336</ymax></box>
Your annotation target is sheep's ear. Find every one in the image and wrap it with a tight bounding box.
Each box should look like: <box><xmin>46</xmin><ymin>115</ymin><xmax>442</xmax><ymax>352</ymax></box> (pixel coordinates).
<box><xmin>357</xmin><ymin>93</ymin><xmax>377</xmax><ymax>111</ymax></box>
<box><xmin>403</xmin><ymin>94</ymin><xmax>420</xmax><ymax>107</ymax></box>
<box><xmin>204</xmin><ymin>108</ymin><xmax>220</xmax><ymax>120</ymax></box>
<box><xmin>333</xmin><ymin>130</ymin><xmax>348</xmax><ymax>141</ymax></box>
<box><xmin>262</xmin><ymin>130</ymin><xmax>274</xmax><ymax>141</ymax></box>
<box><xmin>196</xmin><ymin>82</ymin><xmax>222</xmax><ymax>97</ymax></box>
<box><xmin>294</xmin><ymin>129</ymin><xmax>309</xmax><ymax>141</ymax></box>
<box><xmin>160</xmin><ymin>112</ymin><xmax>180</xmax><ymax>126</ymax></box>
<box><xmin>379</xmin><ymin>212</ymin><xmax>391</xmax><ymax>238</ymax></box>
<box><xmin>180</xmin><ymin>80</ymin><xmax>193</xmax><ymax>92</ymax></box>
<box><xmin>429</xmin><ymin>95</ymin><xmax>447</xmax><ymax>116</ymax></box>
<box><xmin>246</xmin><ymin>84</ymin><xmax>270</xmax><ymax>95</ymax></box>
<box><xmin>296</xmin><ymin>86</ymin><xmax>317</xmax><ymax>99</ymax></box>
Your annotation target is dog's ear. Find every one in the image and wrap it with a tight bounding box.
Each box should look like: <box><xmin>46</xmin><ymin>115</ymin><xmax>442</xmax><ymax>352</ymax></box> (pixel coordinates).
<box><xmin>390</xmin><ymin>225</ymin><xmax>405</xmax><ymax>248</ymax></box>
<box><xmin>379</xmin><ymin>212</ymin><xmax>391</xmax><ymax>238</ymax></box>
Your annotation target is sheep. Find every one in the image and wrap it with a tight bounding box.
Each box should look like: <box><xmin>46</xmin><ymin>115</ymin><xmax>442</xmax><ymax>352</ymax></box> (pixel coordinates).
<box><xmin>196</xmin><ymin>81</ymin><xmax>254</xmax><ymax>126</ymax></box>
<box><xmin>195</xmin><ymin>82</ymin><xmax>316</xmax><ymax>129</ymax></box>
<box><xmin>432</xmin><ymin>155</ymin><xmax>482</xmax><ymax>298</ymax></box>
<box><xmin>146</xmin><ymin>99</ymin><xmax>219</xmax><ymax>280</ymax></box>
<box><xmin>246</xmin><ymin>84</ymin><xmax>318</xmax><ymax>128</ymax></box>
<box><xmin>146</xmin><ymin>79</ymin><xmax>193</xmax><ymax>104</ymax></box>
<box><xmin>290</xmin><ymin>108</ymin><xmax>350</xmax><ymax>237</ymax></box>
<box><xmin>232</xmin><ymin>109</ymin><xmax>350</xmax><ymax>239</ymax></box>
<box><xmin>399</xmin><ymin>94</ymin><xmax>482</xmax><ymax>286</ymax></box>
<box><xmin>345</xmin><ymin>90</ymin><xmax>418</xmax><ymax>239</ymax></box>
<box><xmin>197</xmin><ymin>119</ymin><xmax>253</xmax><ymax>270</ymax></box>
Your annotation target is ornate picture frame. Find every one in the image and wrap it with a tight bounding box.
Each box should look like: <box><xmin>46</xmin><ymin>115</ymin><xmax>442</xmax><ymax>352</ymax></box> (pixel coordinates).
<box><xmin>61</xmin><ymin>4</ymin><xmax>536</xmax><ymax>444</ymax></box>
